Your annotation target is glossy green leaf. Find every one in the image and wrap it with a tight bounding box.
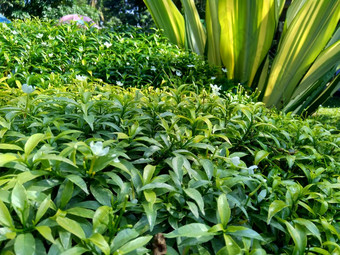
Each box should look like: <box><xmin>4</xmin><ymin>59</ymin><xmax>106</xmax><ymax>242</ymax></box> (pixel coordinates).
<box><xmin>35</xmin><ymin>196</ymin><xmax>51</xmax><ymax>224</ymax></box>
<box><xmin>293</xmin><ymin>218</ymin><xmax>321</xmax><ymax>244</ymax></box>
<box><xmin>226</xmin><ymin>226</ymin><xmax>264</xmax><ymax>241</ymax></box>
<box><xmin>217</xmin><ymin>194</ymin><xmax>230</xmax><ymax>228</ymax></box>
<box><xmin>14</xmin><ymin>233</ymin><xmax>35</xmax><ymax>255</ymax></box>
<box><xmin>184</xmin><ymin>188</ymin><xmax>205</xmax><ymax>215</ymax></box>
<box><xmin>0</xmin><ymin>153</ymin><xmax>17</xmax><ymax>167</ymax></box>
<box><xmin>24</xmin><ymin>133</ymin><xmax>45</xmax><ymax>157</ymax></box>
<box><xmin>56</xmin><ymin>216</ymin><xmax>86</xmax><ymax>240</ymax></box>
<box><xmin>11</xmin><ymin>182</ymin><xmax>28</xmax><ymax>224</ymax></box>
<box><xmin>165</xmin><ymin>223</ymin><xmax>214</xmax><ymax>238</ymax></box>
<box><xmin>201</xmin><ymin>158</ymin><xmax>214</xmax><ymax>180</ymax></box>
<box><xmin>93</xmin><ymin>206</ymin><xmax>111</xmax><ymax>234</ymax></box>
<box><xmin>267</xmin><ymin>200</ymin><xmax>288</xmax><ymax>224</ymax></box>
<box><xmin>142</xmin><ymin>201</ymin><xmax>157</xmax><ymax>231</ymax></box>
<box><xmin>217</xmin><ymin>234</ymin><xmax>241</xmax><ymax>254</ymax></box>
<box><xmin>36</xmin><ymin>225</ymin><xmax>55</xmax><ymax>244</ymax></box>
<box><xmin>254</xmin><ymin>150</ymin><xmax>269</xmax><ymax>165</ymax></box>
<box><xmin>172</xmin><ymin>156</ymin><xmax>184</xmax><ymax>183</ymax></box>
<box><xmin>60</xmin><ymin>246</ymin><xmax>88</xmax><ymax>255</ymax></box>
<box><xmin>60</xmin><ymin>180</ymin><xmax>74</xmax><ymax>209</ymax></box>
<box><xmin>118</xmin><ymin>236</ymin><xmax>153</xmax><ymax>254</ymax></box>
<box><xmin>0</xmin><ymin>200</ymin><xmax>14</xmax><ymax>228</ymax></box>
<box><xmin>110</xmin><ymin>229</ymin><xmax>139</xmax><ymax>251</ymax></box>
<box><xmin>88</xmin><ymin>233</ymin><xmax>110</xmax><ymax>255</ymax></box>
<box><xmin>66</xmin><ymin>175</ymin><xmax>89</xmax><ymax>195</ymax></box>
<box><xmin>0</xmin><ymin>143</ymin><xmax>23</xmax><ymax>151</ymax></box>
<box><xmin>142</xmin><ymin>164</ymin><xmax>156</xmax><ymax>185</ymax></box>
<box><xmin>285</xmin><ymin>221</ymin><xmax>307</xmax><ymax>255</ymax></box>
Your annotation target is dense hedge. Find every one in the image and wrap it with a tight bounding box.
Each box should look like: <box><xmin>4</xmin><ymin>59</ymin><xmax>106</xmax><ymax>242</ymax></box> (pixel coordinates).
<box><xmin>0</xmin><ymin>20</ymin><xmax>231</xmax><ymax>91</ymax></box>
<box><xmin>0</xmin><ymin>82</ymin><xmax>339</xmax><ymax>254</ymax></box>
<box><xmin>0</xmin><ymin>20</ymin><xmax>339</xmax><ymax>254</ymax></box>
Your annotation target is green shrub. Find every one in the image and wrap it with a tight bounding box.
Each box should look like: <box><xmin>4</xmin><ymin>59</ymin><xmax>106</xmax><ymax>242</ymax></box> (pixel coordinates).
<box><xmin>0</xmin><ymin>20</ymin><xmax>229</xmax><ymax>91</ymax></box>
<box><xmin>0</xmin><ymin>81</ymin><xmax>339</xmax><ymax>254</ymax></box>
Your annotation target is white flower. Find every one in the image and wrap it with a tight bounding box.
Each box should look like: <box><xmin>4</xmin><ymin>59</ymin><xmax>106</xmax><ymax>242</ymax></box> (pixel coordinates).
<box><xmin>176</xmin><ymin>70</ymin><xmax>182</xmax><ymax>77</ymax></box>
<box><xmin>146</xmin><ymin>56</ymin><xmax>149</xmax><ymax>60</ymax></box>
<box><xmin>90</xmin><ymin>141</ymin><xmax>109</xmax><ymax>156</ymax></box>
<box><xmin>36</xmin><ymin>33</ymin><xmax>43</xmax><ymax>39</ymax></box>
<box><xmin>211</xmin><ymin>77</ymin><xmax>216</xmax><ymax>80</ymax></box>
<box><xmin>247</xmin><ymin>165</ymin><xmax>258</xmax><ymax>174</ymax></box>
<box><xmin>22</xmin><ymin>84</ymin><xmax>35</xmax><ymax>94</ymax></box>
<box><xmin>41</xmin><ymin>42</ymin><xmax>47</xmax><ymax>46</ymax></box>
<box><xmin>104</xmin><ymin>42</ymin><xmax>112</xmax><ymax>48</ymax></box>
<box><xmin>11</xmin><ymin>30</ymin><xmax>18</xmax><ymax>35</ymax></box>
<box><xmin>210</xmin><ymin>84</ymin><xmax>221</xmax><ymax>96</ymax></box>
<box><xmin>222</xmin><ymin>67</ymin><xmax>227</xmax><ymax>73</ymax></box>
<box><xmin>14</xmin><ymin>40</ymin><xmax>18</xmax><ymax>44</ymax></box>
<box><xmin>7</xmin><ymin>74</ymin><xmax>11</xmax><ymax>78</ymax></box>
<box><xmin>48</xmin><ymin>35</ymin><xmax>55</xmax><ymax>40</ymax></box>
<box><xmin>151</xmin><ymin>66</ymin><xmax>156</xmax><ymax>71</ymax></box>
<box><xmin>187</xmin><ymin>64</ymin><xmax>195</xmax><ymax>68</ymax></box>
<box><xmin>116</xmin><ymin>81</ymin><xmax>123</xmax><ymax>86</ymax></box>
<box><xmin>79</xmin><ymin>46</ymin><xmax>84</xmax><ymax>52</ymax></box>
<box><xmin>111</xmin><ymin>154</ymin><xmax>120</xmax><ymax>163</ymax></box>
<box><xmin>48</xmin><ymin>53</ymin><xmax>53</xmax><ymax>57</ymax></box>
<box><xmin>230</xmin><ymin>156</ymin><xmax>241</xmax><ymax>166</ymax></box>
<box><xmin>76</xmin><ymin>75</ymin><xmax>87</xmax><ymax>81</ymax></box>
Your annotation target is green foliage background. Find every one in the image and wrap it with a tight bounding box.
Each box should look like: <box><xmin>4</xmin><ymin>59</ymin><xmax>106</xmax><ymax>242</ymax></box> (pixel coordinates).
<box><xmin>0</xmin><ymin>20</ymin><xmax>339</xmax><ymax>254</ymax></box>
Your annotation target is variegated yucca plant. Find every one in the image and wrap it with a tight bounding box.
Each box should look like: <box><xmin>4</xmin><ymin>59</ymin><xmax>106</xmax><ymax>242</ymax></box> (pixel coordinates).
<box><xmin>143</xmin><ymin>0</ymin><xmax>340</xmax><ymax>115</ymax></box>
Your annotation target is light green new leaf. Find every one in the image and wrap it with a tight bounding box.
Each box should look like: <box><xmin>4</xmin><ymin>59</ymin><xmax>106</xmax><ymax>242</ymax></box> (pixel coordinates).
<box><xmin>36</xmin><ymin>225</ymin><xmax>55</xmax><ymax>244</ymax></box>
<box><xmin>143</xmin><ymin>0</ymin><xmax>185</xmax><ymax>48</ymax></box>
<box><xmin>217</xmin><ymin>194</ymin><xmax>230</xmax><ymax>228</ymax></box>
<box><xmin>264</xmin><ymin>0</ymin><xmax>340</xmax><ymax>108</ymax></box>
<box><xmin>216</xmin><ymin>234</ymin><xmax>241</xmax><ymax>254</ymax></box>
<box><xmin>56</xmin><ymin>216</ymin><xmax>86</xmax><ymax>240</ymax></box>
<box><xmin>14</xmin><ymin>233</ymin><xmax>35</xmax><ymax>255</ymax></box>
<box><xmin>267</xmin><ymin>200</ymin><xmax>288</xmax><ymax>224</ymax></box>
<box><xmin>93</xmin><ymin>206</ymin><xmax>111</xmax><ymax>234</ymax></box>
<box><xmin>88</xmin><ymin>233</ymin><xmax>110</xmax><ymax>255</ymax></box>
<box><xmin>11</xmin><ymin>182</ymin><xmax>28</xmax><ymax>224</ymax></box>
<box><xmin>0</xmin><ymin>143</ymin><xmax>23</xmax><ymax>151</ymax></box>
<box><xmin>24</xmin><ymin>133</ymin><xmax>45</xmax><ymax>157</ymax></box>
<box><xmin>254</xmin><ymin>150</ymin><xmax>269</xmax><ymax>165</ymax></box>
<box><xmin>0</xmin><ymin>153</ymin><xmax>17</xmax><ymax>167</ymax></box>
<box><xmin>0</xmin><ymin>200</ymin><xmax>14</xmax><ymax>228</ymax></box>
<box><xmin>35</xmin><ymin>196</ymin><xmax>51</xmax><ymax>224</ymax></box>
<box><xmin>143</xmin><ymin>164</ymin><xmax>156</xmax><ymax>185</ymax></box>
